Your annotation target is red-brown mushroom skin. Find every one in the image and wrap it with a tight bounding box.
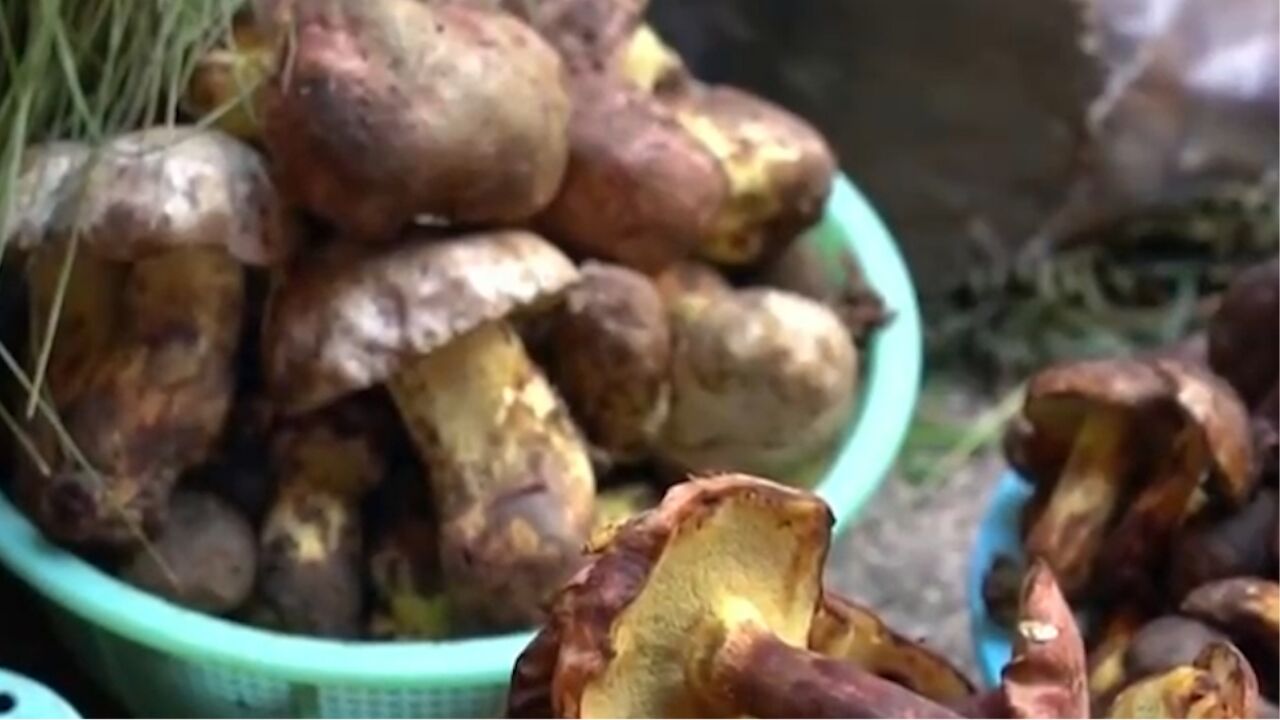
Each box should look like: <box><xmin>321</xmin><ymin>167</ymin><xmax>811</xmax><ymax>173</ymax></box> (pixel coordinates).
<box><xmin>258</xmin><ymin>0</ymin><xmax>570</xmax><ymax>241</ymax></box>
<box><xmin>1000</xmin><ymin>560</ymin><xmax>1089</xmax><ymax>719</ymax></box>
<box><xmin>1209</xmin><ymin>257</ymin><xmax>1279</xmax><ymax>410</ymax></box>
<box><xmin>536</xmin><ymin>76</ymin><xmax>728</xmax><ymax>273</ymax></box>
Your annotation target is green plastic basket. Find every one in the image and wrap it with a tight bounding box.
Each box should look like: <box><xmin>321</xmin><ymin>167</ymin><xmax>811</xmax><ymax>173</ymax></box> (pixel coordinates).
<box><xmin>0</xmin><ymin>173</ymin><xmax>922</xmax><ymax>718</ymax></box>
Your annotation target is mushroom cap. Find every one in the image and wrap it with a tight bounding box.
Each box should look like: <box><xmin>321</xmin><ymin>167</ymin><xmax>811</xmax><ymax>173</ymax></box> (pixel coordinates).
<box><xmin>3</xmin><ymin>141</ymin><xmax>90</xmax><ymax>250</ymax></box>
<box><xmin>1014</xmin><ymin>358</ymin><xmax>1171</xmax><ymax>487</ymax></box>
<box><xmin>1209</xmin><ymin>256</ymin><xmax>1279</xmax><ymax>409</ymax></box>
<box><xmin>507</xmin><ymin>473</ymin><xmax>833</xmax><ymax>718</ymax></box>
<box><xmin>1124</xmin><ymin>615</ymin><xmax>1231</xmax><ymax>682</ymax></box>
<box><xmin>1154</xmin><ymin>358</ymin><xmax>1256</xmax><ymax>506</ymax></box>
<box><xmin>1000</xmin><ymin>559</ymin><xmax>1089</xmax><ymax>719</ymax></box>
<box><xmin>45</xmin><ymin>127</ymin><xmax>292</xmax><ymax>265</ymax></box>
<box><xmin>1106</xmin><ymin>641</ymin><xmax>1258</xmax><ymax>719</ymax></box>
<box><xmin>264</xmin><ymin>230</ymin><xmax>580</xmax><ymax>414</ymax></box>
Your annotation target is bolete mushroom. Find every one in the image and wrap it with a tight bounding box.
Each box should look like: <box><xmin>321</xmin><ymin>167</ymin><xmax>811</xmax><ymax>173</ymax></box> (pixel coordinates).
<box><xmin>507</xmin><ymin>474</ymin><xmax>960</xmax><ymax>718</ymax></box>
<box><xmin>184</xmin><ymin>8</ymin><xmax>274</xmax><ymax>142</ymax></box>
<box><xmin>809</xmin><ymin>592</ymin><xmax>975</xmax><ymax>705</ymax></box>
<box><xmin>1209</xmin><ymin>257</ymin><xmax>1279</xmax><ymax>412</ymax></box>
<box><xmin>1100</xmin><ymin>359</ymin><xmax>1255</xmax><ymax>596</ymax></box>
<box><xmin>1181</xmin><ymin>577</ymin><xmax>1280</xmax><ymax>659</ymax></box>
<box><xmin>1106</xmin><ymin>642</ymin><xmax>1258</xmax><ymax>719</ymax></box>
<box><xmin>664</xmin><ymin>84</ymin><xmax>836</xmax><ymax>268</ymax></box>
<box><xmin>254</xmin><ymin>0</ymin><xmax>571</xmax><ymax>240</ymax></box>
<box><xmin>659</xmin><ymin>288</ymin><xmax>858</xmax><ymax>478</ymax></box>
<box><xmin>1170</xmin><ymin>489</ymin><xmax>1278</xmax><ymax>602</ymax></box>
<box><xmin>546</xmin><ymin>261</ymin><xmax>671</xmax><ymax>460</ymax></box>
<box><xmin>998</xmin><ymin>559</ymin><xmax>1089</xmax><ymax>719</ymax></box>
<box><xmin>367</xmin><ymin>467</ymin><xmax>451</xmax><ymax>640</ymax></box>
<box><xmin>119</xmin><ymin>489</ymin><xmax>256</xmax><ymax>614</ymax></box>
<box><xmin>1085</xmin><ymin>604</ymin><xmax>1146</xmax><ymax>712</ymax></box>
<box><xmin>264</xmin><ymin>230</ymin><xmax>595</xmax><ymax>630</ymax></box>
<box><xmin>257</xmin><ymin>394</ymin><xmax>390</xmax><ymax>637</ymax></box>
<box><xmin>1013</xmin><ymin>358</ymin><xmax>1172</xmax><ymax>597</ymax></box>
<box><xmin>12</xmin><ymin>127</ymin><xmax>287</xmax><ymax>547</ymax></box>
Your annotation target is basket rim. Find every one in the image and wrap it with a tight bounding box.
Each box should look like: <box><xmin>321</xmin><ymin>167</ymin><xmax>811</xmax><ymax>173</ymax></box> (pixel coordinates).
<box><xmin>0</xmin><ymin>172</ymin><xmax>923</xmax><ymax>685</ymax></box>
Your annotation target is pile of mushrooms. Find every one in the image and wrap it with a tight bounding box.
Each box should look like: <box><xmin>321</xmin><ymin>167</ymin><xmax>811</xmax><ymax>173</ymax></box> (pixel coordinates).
<box><xmin>0</xmin><ymin>0</ymin><xmax>886</xmax><ymax>640</ymax></box>
<box><xmin>508</xmin><ymin>473</ymin><xmax>1264</xmax><ymax>718</ymax></box>
<box><xmin>985</xmin><ymin>256</ymin><xmax>1280</xmax><ymax>714</ymax></box>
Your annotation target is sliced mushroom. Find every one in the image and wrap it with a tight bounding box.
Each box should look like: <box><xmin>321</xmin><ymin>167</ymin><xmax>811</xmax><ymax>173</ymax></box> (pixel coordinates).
<box><xmin>659</xmin><ymin>288</ymin><xmax>857</xmax><ymax>478</ymax></box>
<box><xmin>507</xmin><ymin>474</ymin><xmax>960</xmax><ymax>718</ymax></box>
<box><xmin>258</xmin><ymin>394</ymin><xmax>391</xmax><ymax>637</ymax></box>
<box><xmin>809</xmin><ymin>592</ymin><xmax>975</xmax><ymax>705</ymax></box>
<box><xmin>265</xmin><ymin>230</ymin><xmax>595</xmax><ymax>630</ymax></box>
<box><xmin>547</xmin><ymin>261</ymin><xmax>671</xmax><ymax>460</ymax></box>
<box><xmin>1013</xmin><ymin>359</ymin><xmax>1171</xmax><ymax>597</ymax></box>
<box><xmin>14</xmin><ymin>127</ymin><xmax>284</xmax><ymax>548</ymax></box>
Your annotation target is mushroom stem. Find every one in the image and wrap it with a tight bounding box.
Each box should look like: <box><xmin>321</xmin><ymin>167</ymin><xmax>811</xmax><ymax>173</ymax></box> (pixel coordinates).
<box><xmin>694</xmin><ymin>614</ymin><xmax>961</xmax><ymax>718</ymax></box>
<box><xmin>387</xmin><ymin>319</ymin><xmax>595</xmax><ymax>629</ymax></box>
<box><xmin>1024</xmin><ymin>407</ymin><xmax>1133</xmax><ymax>596</ymax></box>
<box><xmin>1101</xmin><ymin>427</ymin><xmax>1207</xmax><ymax>593</ymax></box>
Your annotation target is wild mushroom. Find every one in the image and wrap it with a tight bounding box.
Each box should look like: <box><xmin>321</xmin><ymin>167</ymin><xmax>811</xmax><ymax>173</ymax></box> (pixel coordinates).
<box><xmin>809</xmin><ymin>592</ymin><xmax>975</xmax><ymax>705</ymax></box>
<box><xmin>1106</xmin><ymin>642</ymin><xmax>1258</xmax><ymax>718</ymax></box>
<box><xmin>998</xmin><ymin>559</ymin><xmax>1089</xmax><ymax>719</ymax></box>
<box><xmin>184</xmin><ymin>8</ymin><xmax>274</xmax><ymax>141</ymax></box>
<box><xmin>1099</xmin><ymin>359</ymin><xmax>1255</xmax><ymax>596</ymax></box>
<box><xmin>264</xmin><ymin>230</ymin><xmax>595</xmax><ymax>630</ymax></box>
<box><xmin>1209</xmin><ymin>257</ymin><xmax>1279</xmax><ymax>411</ymax></box>
<box><xmin>1170</xmin><ymin>488</ymin><xmax>1278</xmax><ymax>601</ymax></box>
<box><xmin>12</xmin><ymin>127</ymin><xmax>288</xmax><ymax>547</ymax></box>
<box><xmin>653</xmin><ymin>259</ymin><xmax>732</xmax><ymax>307</ymax></box>
<box><xmin>254</xmin><ymin>0</ymin><xmax>571</xmax><ymax>240</ymax></box>
<box><xmin>1181</xmin><ymin>578</ymin><xmax>1280</xmax><ymax>659</ymax></box>
<box><xmin>257</xmin><ymin>394</ymin><xmax>391</xmax><ymax>637</ymax></box>
<box><xmin>546</xmin><ymin>261</ymin><xmax>671</xmax><ymax>460</ymax></box>
<box><xmin>1085</xmin><ymin>605</ymin><xmax>1146</xmax><ymax>713</ymax></box>
<box><xmin>1123</xmin><ymin>615</ymin><xmax>1232</xmax><ymax>683</ymax></box>
<box><xmin>1012</xmin><ymin>358</ymin><xmax>1171</xmax><ymax>598</ymax></box>
<box><xmin>507</xmin><ymin>474</ymin><xmax>960</xmax><ymax>718</ymax></box>
<box><xmin>658</xmin><ymin>288</ymin><xmax>858</xmax><ymax>478</ymax></box>
<box><xmin>118</xmin><ymin>489</ymin><xmax>256</xmax><ymax>613</ymax></box>
<box><xmin>367</xmin><ymin>467</ymin><xmax>451</xmax><ymax>640</ymax></box>
<box><xmin>664</xmin><ymin>84</ymin><xmax>836</xmax><ymax>268</ymax></box>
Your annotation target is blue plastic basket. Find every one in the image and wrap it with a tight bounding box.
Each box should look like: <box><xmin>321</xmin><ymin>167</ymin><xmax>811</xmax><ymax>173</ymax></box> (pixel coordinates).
<box><xmin>0</xmin><ymin>669</ymin><xmax>79</xmax><ymax>719</ymax></box>
<box><xmin>967</xmin><ymin>471</ymin><xmax>1034</xmax><ymax>687</ymax></box>
<box><xmin>0</xmin><ymin>173</ymin><xmax>924</xmax><ymax>718</ymax></box>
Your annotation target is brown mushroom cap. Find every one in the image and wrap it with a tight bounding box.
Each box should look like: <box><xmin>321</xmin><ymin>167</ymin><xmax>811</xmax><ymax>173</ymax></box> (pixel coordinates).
<box><xmin>3</xmin><ymin>142</ymin><xmax>90</xmax><ymax>250</ymax></box>
<box><xmin>46</xmin><ymin>127</ymin><xmax>291</xmax><ymax>265</ymax></box>
<box><xmin>1209</xmin><ymin>257</ymin><xmax>1279</xmax><ymax>409</ymax></box>
<box><xmin>508</xmin><ymin>473</ymin><xmax>832</xmax><ymax>718</ymax></box>
<box><xmin>1013</xmin><ymin>358</ymin><xmax>1171</xmax><ymax>487</ymax></box>
<box><xmin>1153</xmin><ymin>358</ymin><xmax>1256</xmax><ymax>506</ymax></box>
<box><xmin>263</xmin><ymin>230</ymin><xmax>580</xmax><ymax>413</ymax></box>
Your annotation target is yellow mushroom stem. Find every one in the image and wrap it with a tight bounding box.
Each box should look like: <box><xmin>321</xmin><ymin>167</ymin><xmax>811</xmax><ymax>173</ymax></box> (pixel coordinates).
<box><xmin>688</xmin><ymin>599</ymin><xmax>961</xmax><ymax>719</ymax></box>
<box><xmin>1024</xmin><ymin>407</ymin><xmax>1134</xmax><ymax>597</ymax></box>
<box><xmin>1102</xmin><ymin>426</ymin><xmax>1208</xmax><ymax>591</ymax></box>
<box><xmin>387</xmin><ymin>319</ymin><xmax>595</xmax><ymax>630</ymax></box>
<box><xmin>1086</xmin><ymin>606</ymin><xmax>1145</xmax><ymax>713</ymax></box>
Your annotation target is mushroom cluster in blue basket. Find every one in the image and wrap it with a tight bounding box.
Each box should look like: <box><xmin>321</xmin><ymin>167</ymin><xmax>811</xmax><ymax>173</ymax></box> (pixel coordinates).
<box><xmin>971</xmin><ymin>256</ymin><xmax>1279</xmax><ymax>717</ymax></box>
<box><xmin>0</xmin><ymin>0</ymin><xmax>931</xmax><ymax>716</ymax></box>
